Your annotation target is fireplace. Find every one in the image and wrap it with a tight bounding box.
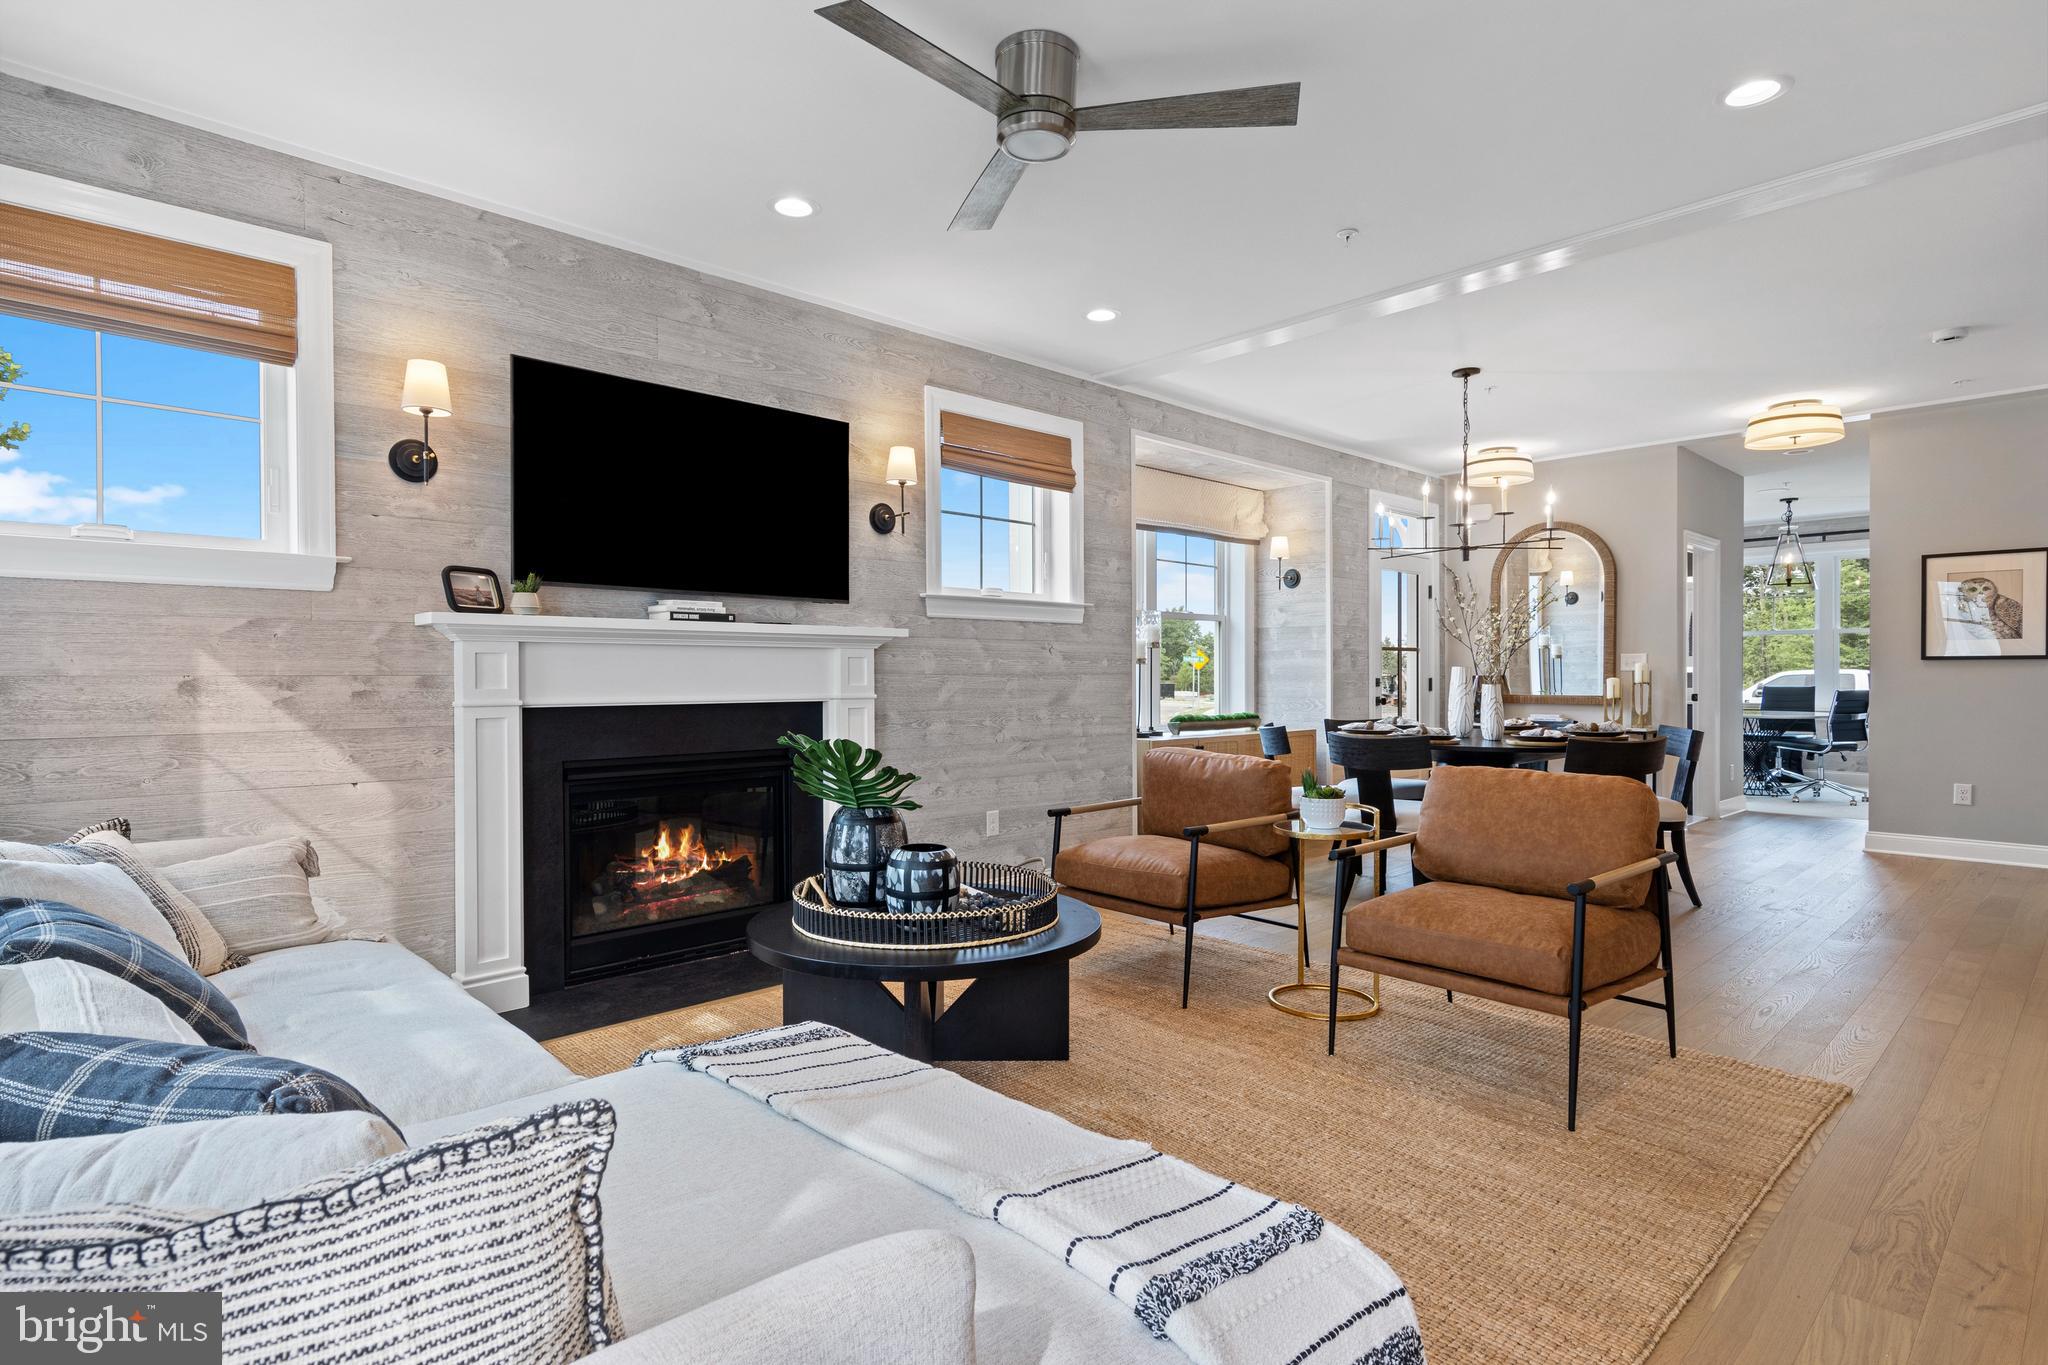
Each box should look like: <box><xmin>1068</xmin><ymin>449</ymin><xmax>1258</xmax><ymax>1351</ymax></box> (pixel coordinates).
<box><xmin>523</xmin><ymin>702</ymin><xmax>823</xmax><ymax>993</ymax></box>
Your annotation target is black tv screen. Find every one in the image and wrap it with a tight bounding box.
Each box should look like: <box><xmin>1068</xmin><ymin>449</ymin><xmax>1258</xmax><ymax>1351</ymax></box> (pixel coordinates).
<box><xmin>511</xmin><ymin>356</ymin><xmax>850</xmax><ymax>601</ymax></box>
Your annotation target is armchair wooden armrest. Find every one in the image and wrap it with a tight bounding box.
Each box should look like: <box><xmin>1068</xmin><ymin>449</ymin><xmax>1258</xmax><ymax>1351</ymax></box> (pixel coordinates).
<box><xmin>1326</xmin><ymin>832</ymin><xmax>1417</xmax><ymax>862</ymax></box>
<box><xmin>1047</xmin><ymin>796</ymin><xmax>1143</xmax><ymax>818</ymax></box>
<box><xmin>1564</xmin><ymin>851</ymin><xmax>1676</xmax><ymax>897</ymax></box>
<box><xmin>1181</xmin><ymin>810</ymin><xmax>1296</xmax><ymax>840</ymax></box>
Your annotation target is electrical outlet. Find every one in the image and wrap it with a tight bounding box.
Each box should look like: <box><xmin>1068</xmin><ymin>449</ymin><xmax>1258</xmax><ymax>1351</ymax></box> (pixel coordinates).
<box><xmin>985</xmin><ymin>810</ymin><xmax>1000</xmax><ymax>836</ymax></box>
<box><xmin>1729</xmin><ymin>762</ymin><xmax>1740</xmax><ymax>785</ymax></box>
<box><xmin>1952</xmin><ymin>784</ymin><xmax>1973</xmax><ymax>806</ymax></box>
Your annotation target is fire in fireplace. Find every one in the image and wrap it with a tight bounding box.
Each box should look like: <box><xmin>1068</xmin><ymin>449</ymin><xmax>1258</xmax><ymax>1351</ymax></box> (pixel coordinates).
<box><xmin>569</xmin><ymin>780</ymin><xmax>780</xmax><ymax>945</ymax></box>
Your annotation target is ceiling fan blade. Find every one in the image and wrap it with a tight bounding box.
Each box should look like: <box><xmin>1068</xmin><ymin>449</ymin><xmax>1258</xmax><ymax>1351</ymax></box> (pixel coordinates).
<box><xmin>816</xmin><ymin>1</ymin><xmax>1013</xmax><ymax>116</ymax></box>
<box><xmin>1076</xmin><ymin>82</ymin><xmax>1301</xmax><ymax>131</ymax></box>
<box><xmin>949</xmin><ymin>150</ymin><xmax>1027</xmax><ymax>231</ymax></box>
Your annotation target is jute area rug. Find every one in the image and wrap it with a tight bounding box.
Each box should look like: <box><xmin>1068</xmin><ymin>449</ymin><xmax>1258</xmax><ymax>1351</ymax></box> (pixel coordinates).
<box><xmin>544</xmin><ymin>916</ymin><xmax>1848</xmax><ymax>1365</ymax></box>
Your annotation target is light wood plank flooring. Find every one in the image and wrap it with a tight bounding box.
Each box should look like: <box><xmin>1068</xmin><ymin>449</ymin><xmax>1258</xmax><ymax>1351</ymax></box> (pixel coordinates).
<box><xmin>1204</xmin><ymin>811</ymin><xmax>2048</xmax><ymax>1364</ymax></box>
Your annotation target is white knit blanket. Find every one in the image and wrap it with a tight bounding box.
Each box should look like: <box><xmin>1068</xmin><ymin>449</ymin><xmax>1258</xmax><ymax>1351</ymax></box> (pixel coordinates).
<box><xmin>638</xmin><ymin>1023</ymin><xmax>1424</xmax><ymax>1365</ymax></box>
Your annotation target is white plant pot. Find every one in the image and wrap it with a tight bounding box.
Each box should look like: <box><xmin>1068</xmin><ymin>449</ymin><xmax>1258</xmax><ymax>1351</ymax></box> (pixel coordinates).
<box><xmin>1479</xmin><ymin>683</ymin><xmax>1505</xmax><ymax>742</ymax></box>
<box><xmin>1299</xmin><ymin>796</ymin><xmax>1348</xmax><ymax>831</ymax></box>
<box><xmin>510</xmin><ymin>592</ymin><xmax>541</xmax><ymax>616</ymax></box>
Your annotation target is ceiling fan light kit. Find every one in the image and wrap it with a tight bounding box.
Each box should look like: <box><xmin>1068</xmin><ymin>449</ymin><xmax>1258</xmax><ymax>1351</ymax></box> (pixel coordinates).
<box><xmin>816</xmin><ymin>1</ymin><xmax>1301</xmax><ymax>230</ymax></box>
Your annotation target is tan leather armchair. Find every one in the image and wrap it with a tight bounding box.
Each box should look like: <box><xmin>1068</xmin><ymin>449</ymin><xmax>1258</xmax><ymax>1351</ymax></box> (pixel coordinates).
<box><xmin>1048</xmin><ymin>747</ymin><xmax>1295</xmax><ymax>1007</ymax></box>
<box><xmin>1326</xmin><ymin>765</ymin><xmax>1677</xmax><ymax>1129</ymax></box>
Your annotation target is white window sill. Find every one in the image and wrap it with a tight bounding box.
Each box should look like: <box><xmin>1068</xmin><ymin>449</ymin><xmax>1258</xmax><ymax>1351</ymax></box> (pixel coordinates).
<box><xmin>0</xmin><ymin>532</ymin><xmax>342</xmax><ymax>591</ymax></box>
<box><xmin>921</xmin><ymin>591</ymin><xmax>1088</xmax><ymax>624</ymax></box>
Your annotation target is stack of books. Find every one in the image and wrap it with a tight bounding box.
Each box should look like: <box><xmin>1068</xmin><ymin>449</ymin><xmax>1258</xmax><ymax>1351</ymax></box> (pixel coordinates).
<box><xmin>646</xmin><ymin>598</ymin><xmax>735</xmax><ymax>623</ymax></box>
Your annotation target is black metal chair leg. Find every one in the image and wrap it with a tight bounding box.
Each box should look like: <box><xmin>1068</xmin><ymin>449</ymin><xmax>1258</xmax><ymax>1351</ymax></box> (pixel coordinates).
<box><xmin>1327</xmin><ymin>852</ymin><xmax>1355</xmax><ymax>1056</ymax></box>
<box><xmin>1446</xmin><ymin>989</ymin><xmax>1454</xmax><ymax>1003</ymax></box>
<box><xmin>1670</xmin><ymin>828</ymin><xmax>1702</xmax><ymax>907</ymax></box>
<box><xmin>1180</xmin><ymin>911</ymin><xmax>1196</xmax><ymax>1009</ymax></box>
<box><xmin>1657</xmin><ymin>870</ymin><xmax>1678</xmax><ymax>1058</ymax></box>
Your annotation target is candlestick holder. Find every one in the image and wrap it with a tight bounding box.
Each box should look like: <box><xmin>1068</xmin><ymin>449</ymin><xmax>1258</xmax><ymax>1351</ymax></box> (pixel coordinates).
<box><xmin>1603</xmin><ymin>692</ymin><xmax>1626</xmax><ymax>724</ymax></box>
<box><xmin>1630</xmin><ymin>679</ymin><xmax>1653</xmax><ymax>729</ymax></box>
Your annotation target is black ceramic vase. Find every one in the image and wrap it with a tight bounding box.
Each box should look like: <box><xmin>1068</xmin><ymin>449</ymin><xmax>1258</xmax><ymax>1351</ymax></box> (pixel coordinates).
<box><xmin>825</xmin><ymin>806</ymin><xmax>907</xmax><ymax>907</ymax></box>
<box><xmin>883</xmin><ymin>844</ymin><xmax>959</xmax><ymax>915</ymax></box>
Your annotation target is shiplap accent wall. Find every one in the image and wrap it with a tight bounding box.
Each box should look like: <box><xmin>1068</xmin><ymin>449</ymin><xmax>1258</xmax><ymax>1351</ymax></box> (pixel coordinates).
<box><xmin>1254</xmin><ymin>481</ymin><xmax>1331</xmax><ymax>730</ymax></box>
<box><xmin>0</xmin><ymin>74</ymin><xmax>1412</xmax><ymax>968</ymax></box>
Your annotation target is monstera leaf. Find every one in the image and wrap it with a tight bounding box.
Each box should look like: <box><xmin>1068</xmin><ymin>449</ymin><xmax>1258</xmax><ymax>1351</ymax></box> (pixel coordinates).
<box><xmin>778</xmin><ymin>733</ymin><xmax>922</xmax><ymax>810</ymax></box>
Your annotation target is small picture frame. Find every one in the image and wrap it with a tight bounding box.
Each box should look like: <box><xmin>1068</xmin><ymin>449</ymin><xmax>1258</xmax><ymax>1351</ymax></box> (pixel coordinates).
<box><xmin>441</xmin><ymin>565</ymin><xmax>506</xmax><ymax>614</ymax></box>
<box><xmin>1921</xmin><ymin>547</ymin><xmax>2047</xmax><ymax>660</ymax></box>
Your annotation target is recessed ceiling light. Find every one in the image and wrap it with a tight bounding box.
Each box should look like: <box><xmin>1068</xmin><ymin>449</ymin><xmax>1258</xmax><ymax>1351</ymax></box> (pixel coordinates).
<box><xmin>772</xmin><ymin>196</ymin><xmax>815</xmax><ymax>218</ymax></box>
<box><xmin>1085</xmin><ymin>307</ymin><xmax>1119</xmax><ymax>322</ymax></box>
<box><xmin>1722</xmin><ymin>77</ymin><xmax>1788</xmax><ymax>108</ymax></box>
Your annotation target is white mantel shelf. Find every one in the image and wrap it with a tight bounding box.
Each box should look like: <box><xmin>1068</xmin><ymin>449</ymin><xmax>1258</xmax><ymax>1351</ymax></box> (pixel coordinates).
<box><xmin>414</xmin><ymin>612</ymin><xmax>907</xmax><ymax>1011</ymax></box>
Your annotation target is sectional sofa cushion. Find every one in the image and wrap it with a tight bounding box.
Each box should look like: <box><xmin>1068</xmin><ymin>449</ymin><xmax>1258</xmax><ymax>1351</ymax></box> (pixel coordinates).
<box><xmin>213</xmin><ymin>939</ymin><xmax>576</xmax><ymax>1128</ymax></box>
<box><xmin>0</xmin><ymin>838</ymin><xmax>230</xmax><ymax>974</ymax></box>
<box><xmin>0</xmin><ymin>1111</ymin><xmax>405</xmax><ymax>1216</ymax></box>
<box><xmin>0</xmin><ymin>1033</ymin><xmax>390</xmax><ymax>1142</ymax></box>
<box><xmin>130</xmin><ymin>836</ymin><xmax>354</xmax><ymax>960</ymax></box>
<box><xmin>0</xmin><ymin>1099</ymin><xmax>621</xmax><ymax>1364</ymax></box>
<box><xmin>0</xmin><ymin>901</ymin><xmax>248</xmax><ymax>1050</ymax></box>
<box><xmin>0</xmin><ymin>958</ymin><xmax>205</xmax><ymax>1046</ymax></box>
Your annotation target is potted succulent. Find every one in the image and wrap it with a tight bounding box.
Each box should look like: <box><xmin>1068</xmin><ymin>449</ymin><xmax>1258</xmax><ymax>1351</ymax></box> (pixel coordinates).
<box><xmin>1298</xmin><ymin>769</ymin><xmax>1349</xmax><ymax>832</ymax></box>
<box><xmin>779</xmin><ymin>732</ymin><xmax>921</xmax><ymax>907</ymax></box>
<box><xmin>509</xmin><ymin>572</ymin><xmax>543</xmax><ymax>616</ymax></box>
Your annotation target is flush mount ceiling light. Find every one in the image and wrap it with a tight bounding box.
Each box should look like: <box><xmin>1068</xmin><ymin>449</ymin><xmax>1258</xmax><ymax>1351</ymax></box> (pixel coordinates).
<box><xmin>1085</xmin><ymin>307</ymin><xmax>1119</xmax><ymax>322</ymax></box>
<box><xmin>772</xmin><ymin>196</ymin><xmax>816</xmax><ymax>218</ymax></box>
<box><xmin>1744</xmin><ymin>398</ymin><xmax>1845</xmax><ymax>450</ymax></box>
<box><xmin>1722</xmin><ymin>77</ymin><xmax>1788</xmax><ymax>108</ymax></box>
<box><xmin>1466</xmin><ymin>446</ymin><xmax>1534</xmax><ymax>489</ymax></box>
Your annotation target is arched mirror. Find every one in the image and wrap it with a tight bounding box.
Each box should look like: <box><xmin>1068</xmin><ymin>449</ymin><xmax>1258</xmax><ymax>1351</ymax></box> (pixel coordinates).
<box><xmin>1491</xmin><ymin>521</ymin><xmax>1617</xmax><ymax>705</ymax></box>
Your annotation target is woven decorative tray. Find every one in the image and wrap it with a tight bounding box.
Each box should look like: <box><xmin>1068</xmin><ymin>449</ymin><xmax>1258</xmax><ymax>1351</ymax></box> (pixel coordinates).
<box><xmin>792</xmin><ymin>860</ymin><xmax>1059</xmax><ymax>950</ymax></box>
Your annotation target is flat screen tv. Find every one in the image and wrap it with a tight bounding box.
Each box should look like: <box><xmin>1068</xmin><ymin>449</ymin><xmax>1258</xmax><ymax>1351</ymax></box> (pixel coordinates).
<box><xmin>511</xmin><ymin>355</ymin><xmax>850</xmax><ymax>601</ymax></box>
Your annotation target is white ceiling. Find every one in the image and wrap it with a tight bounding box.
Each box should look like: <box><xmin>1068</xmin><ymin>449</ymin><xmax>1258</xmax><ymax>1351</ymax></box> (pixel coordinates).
<box><xmin>5</xmin><ymin>0</ymin><xmax>2043</xmax><ymax>470</ymax></box>
<box><xmin>1685</xmin><ymin>427</ymin><xmax>1872</xmax><ymax>523</ymax></box>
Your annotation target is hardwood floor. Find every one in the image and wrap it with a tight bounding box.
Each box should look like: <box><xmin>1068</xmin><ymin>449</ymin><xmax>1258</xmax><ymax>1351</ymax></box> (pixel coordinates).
<box><xmin>1204</xmin><ymin>810</ymin><xmax>2048</xmax><ymax>1364</ymax></box>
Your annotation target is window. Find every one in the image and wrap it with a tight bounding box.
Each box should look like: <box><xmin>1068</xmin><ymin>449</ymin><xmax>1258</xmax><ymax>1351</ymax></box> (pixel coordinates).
<box><xmin>0</xmin><ymin>166</ymin><xmax>335</xmax><ymax>590</ymax></box>
<box><xmin>1369</xmin><ymin>496</ymin><xmax>1436</xmax><ymax>722</ymax></box>
<box><xmin>1742</xmin><ymin>545</ymin><xmax>1870</xmax><ymax>702</ymax></box>
<box><xmin>1137</xmin><ymin>529</ymin><xmax>1250</xmax><ymax>730</ymax></box>
<box><xmin>921</xmin><ymin>387</ymin><xmax>1083</xmax><ymax>623</ymax></box>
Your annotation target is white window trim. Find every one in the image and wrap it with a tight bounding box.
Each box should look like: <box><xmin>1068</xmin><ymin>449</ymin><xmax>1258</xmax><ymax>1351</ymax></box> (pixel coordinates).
<box><xmin>0</xmin><ymin>165</ymin><xmax>338</xmax><ymax>591</ymax></box>
<box><xmin>1742</xmin><ymin>539</ymin><xmax>1870</xmax><ymax>704</ymax></box>
<box><xmin>920</xmin><ymin>385</ymin><xmax>1086</xmax><ymax>624</ymax></box>
<box><xmin>1135</xmin><ymin>529</ymin><xmax>1249</xmax><ymax>728</ymax></box>
<box><xmin>1369</xmin><ymin>489</ymin><xmax>1440</xmax><ymax>725</ymax></box>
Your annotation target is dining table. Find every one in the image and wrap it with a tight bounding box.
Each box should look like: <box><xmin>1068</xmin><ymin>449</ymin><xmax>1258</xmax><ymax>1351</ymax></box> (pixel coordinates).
<box><xmin>1739</xmin><ymin>708</ymin><xmax>1826</xmax><ymax>795</ymax></box>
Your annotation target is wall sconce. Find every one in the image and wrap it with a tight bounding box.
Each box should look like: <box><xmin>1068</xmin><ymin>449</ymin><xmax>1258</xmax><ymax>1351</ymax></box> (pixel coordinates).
<box><xmin>868</xmin><ymin>446</ymin><xmax>918</xmax><ymax>534</ymax></box>
<box><xmin>389</xmin><ymin>359</ymin><xmax>451</xmax><ymax>483</ymax></box>
<box><xmin>1270</xmin><ymin>535</ymin><xmax>1300</xmax><ymax>590</ymax></box>
<box><xmin>1559</xmin><ymin>569</ymin><xmax>1579</xmax><ymax>605</ymax></box>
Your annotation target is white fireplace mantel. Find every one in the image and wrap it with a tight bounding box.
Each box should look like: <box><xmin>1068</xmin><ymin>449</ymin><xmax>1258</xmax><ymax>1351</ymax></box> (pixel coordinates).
<box><xmin>415</xmin><ymin>612</ymin><xmax>908</xmax><ymax>1011</ymax></box>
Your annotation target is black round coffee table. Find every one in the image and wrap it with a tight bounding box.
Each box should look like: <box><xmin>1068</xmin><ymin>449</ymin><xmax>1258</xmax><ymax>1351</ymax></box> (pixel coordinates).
<box><xmin>746</xmin><ymin>897</ymin><xmax>1101</xmax><ymax>1063</ymax></box>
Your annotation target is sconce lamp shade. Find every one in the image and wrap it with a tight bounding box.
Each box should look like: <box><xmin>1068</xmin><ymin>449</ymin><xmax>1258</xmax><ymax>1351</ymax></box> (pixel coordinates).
<box><xmin>1558</xmin><ymin>569</ymin><xmax>1574</xmax><ymax>587</ymax></box>
<box><xmin>1467</xmin><ymin>446</ymin><xmax>1534</xmax><ymax>487</ymax></box>
<box><xmin>1268</xmin><ymin>535</ymin><xmax>1290</xmax><ymax>560</ymax></box>
<box><xmin>1744</xmin><ymin>399</ymin><xmax>1844</xmax><ymax>450</ymax></box>
<box><xmin>400</xmin><ymin>359</ymin><xmax>452</xmax><ymax>417</ymax></box>
<box><xmin>885</xmin><ymin>446</ymin><xmax>918</xmax><ymax>486</ymax></box>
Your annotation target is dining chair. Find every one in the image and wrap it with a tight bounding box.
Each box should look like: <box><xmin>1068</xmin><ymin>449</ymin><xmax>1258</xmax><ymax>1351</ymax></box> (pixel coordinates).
<box><xmin>1562</xmin><ymin>734</ymin><xmax>1668</xmax><ymax>784</ymax></box>
<box><xmin>1772</xmin><ymin>690</ymin><xmax>1868</xmax><ymax>804</ymax></box>
<box><xmin>1323</xmin><ymin>720</ymin><xmax>1429</xmax><ymax>802</ymax></box>
<box><xmin>1326</xmin><ymin>730</ymin><xmax>1432</xmax><ymax>844</ymax></box>
<box><xmin>1654</xmin><ymin>725</ymin><xmax>1705</xmax><ymax>907</ymax></box>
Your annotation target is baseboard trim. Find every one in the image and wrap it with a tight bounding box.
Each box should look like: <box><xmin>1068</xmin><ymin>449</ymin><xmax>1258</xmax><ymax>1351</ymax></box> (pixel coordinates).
<box><xmin>459</xmin><ymin>969</ymin><xmax>531</xmax><ymax>1013</ymax></box>
<box><xmin>1717</xmin><ymin>796</ymin><xmax>1747</xmax><ymax>818</ymax></box>
<box><xmin>1863</xmin><ymin>830</ymin><xmax>2048</xmax><ymax>868</ymax></box>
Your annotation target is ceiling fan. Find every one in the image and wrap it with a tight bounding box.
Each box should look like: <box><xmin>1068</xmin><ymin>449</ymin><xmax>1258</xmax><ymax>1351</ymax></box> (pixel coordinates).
<box><xmin>816</xmin><ymin>1</ymin><xmax>1302</xmax><ymax>230</ymax></box>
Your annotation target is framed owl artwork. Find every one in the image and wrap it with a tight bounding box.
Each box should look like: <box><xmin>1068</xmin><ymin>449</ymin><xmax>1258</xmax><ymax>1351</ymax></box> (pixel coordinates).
<box><xmin>1922</xmin><ymin>547</ymin><xmax>2048</xmax><ymax>659</ymax></box>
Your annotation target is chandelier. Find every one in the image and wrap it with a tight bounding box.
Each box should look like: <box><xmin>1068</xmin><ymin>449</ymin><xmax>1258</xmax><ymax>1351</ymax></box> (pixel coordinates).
<box><xmin>1765</xmin><ymin>496</ymin><xmax>1815</xmax><ymax>591</ymax></box>
<box><xmin>1374</xmin><ymin>366</ymin><xmax>1562</xmax><ymax>561</ymax></box>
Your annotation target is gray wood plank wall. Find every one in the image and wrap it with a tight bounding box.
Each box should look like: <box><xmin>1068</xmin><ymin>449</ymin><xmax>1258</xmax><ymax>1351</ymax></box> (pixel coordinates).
<box><xmin>0</xmin><ymin>74</ymin><xmax>1416</xmax><ymax>969</ymax></box>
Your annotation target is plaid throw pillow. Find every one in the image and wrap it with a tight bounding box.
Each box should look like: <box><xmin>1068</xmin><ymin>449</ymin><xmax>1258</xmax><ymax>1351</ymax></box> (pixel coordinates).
<box><xmin>0</xmin><ymin>900</ymin><xmax>248</xmax><ymax>1049</ymax></box>
<box><xmin>0</xmin><ymin>1033</ymin><xmax>393</xmax><ymax>1143</ymax></box>
<box><xmin>0</xmin><ymin>1100</ymin><xmax>617</xmax><ymax>1363</ymax></box>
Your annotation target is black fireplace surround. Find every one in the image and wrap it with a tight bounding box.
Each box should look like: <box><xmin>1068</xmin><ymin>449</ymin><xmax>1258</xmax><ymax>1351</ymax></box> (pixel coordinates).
<box><xmin>523</xmin><ymin>702</ymin><xmax>823</xmax><ymax>994</ymax></box>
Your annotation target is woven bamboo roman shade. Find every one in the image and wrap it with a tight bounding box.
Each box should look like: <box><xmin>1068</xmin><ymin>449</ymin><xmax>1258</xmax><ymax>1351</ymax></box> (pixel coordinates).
<box><xmin>0</xmin><ymin>203</ymin><xmax>299</xmax><ymax>366</ymax></box>
<box><xmin>939</xmin><ymin>410</ymin><xmax>1076</xmax><ymax>492</ymax></box>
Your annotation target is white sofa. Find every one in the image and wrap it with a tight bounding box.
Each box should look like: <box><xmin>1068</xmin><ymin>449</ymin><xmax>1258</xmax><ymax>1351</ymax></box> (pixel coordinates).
<box><xmin>202</xmin><ymin>937</ymin><xmax>1186</xmax><ymax>1364</ymax></box>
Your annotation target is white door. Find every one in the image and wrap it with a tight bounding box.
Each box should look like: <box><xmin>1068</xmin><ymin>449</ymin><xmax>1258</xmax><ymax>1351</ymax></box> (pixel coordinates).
<box><xmin>1370</xmin><ymin>493</ymin><xmax>1439</xmax><ymax>724</ymax></box>
<box><xmin>1684</xmin><ymin>533</ymin><xmax>1722</xmax><ymax>816</ymax></box>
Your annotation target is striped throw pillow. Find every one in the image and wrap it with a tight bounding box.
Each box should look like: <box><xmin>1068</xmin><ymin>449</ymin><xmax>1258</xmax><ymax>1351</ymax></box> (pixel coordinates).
<box><xmin>0</xmin><ymin>900</ymin><xmax>249</xmax><ymax>1049</ymax></box>
<box><xmin>0</xmin><ymin>837</ymin><xmax>231</xmax><ymax>975</ymax></box>
<box><xmin>0</xmin><ymin>1100</ymin><xmax>622</xmax><ymax>1364</ymax></box>
<box><xmin>0</xmin><ymin>1033</ymin><xmax>391</xmax><ymax>1142</ymax></box>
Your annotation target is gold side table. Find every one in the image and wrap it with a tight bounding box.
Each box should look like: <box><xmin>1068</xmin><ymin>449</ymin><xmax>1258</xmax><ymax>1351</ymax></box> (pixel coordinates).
<box><xmin>1266</xmin><ymin>807</ymin><xmax>1381</xmax><ymax>1020</ymax></box>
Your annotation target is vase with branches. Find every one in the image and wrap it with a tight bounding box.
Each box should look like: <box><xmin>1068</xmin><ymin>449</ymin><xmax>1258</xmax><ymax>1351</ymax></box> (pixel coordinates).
<box><xmin>1439</xmin><ymin>571</ymin><xmax>1558</xmax><ymax>729</ymax></box>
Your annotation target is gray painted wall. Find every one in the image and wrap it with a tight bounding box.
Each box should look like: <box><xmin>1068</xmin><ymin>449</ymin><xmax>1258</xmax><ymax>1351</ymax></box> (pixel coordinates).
<box><xmin>1254</xmin><ymin>481</ymin><xmax>1330</xmax><ymax>730</ymax></box>
<box><xmin>1868</xmin><ymin>390</ymin><xmax>2048</xmax><ymax>848</ymax></box>
<box><xmin>0</xmin><ymin>74</ymin><xmax>1415</xmax><ymax>964</ymax></box>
